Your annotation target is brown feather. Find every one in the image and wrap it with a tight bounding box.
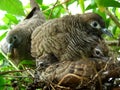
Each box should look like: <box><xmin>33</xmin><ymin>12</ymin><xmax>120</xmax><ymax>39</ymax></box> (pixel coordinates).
<box><xmin>31</xmin><ymin>13</ymin><xmax>109</xmax><ymax>62</ymax></box>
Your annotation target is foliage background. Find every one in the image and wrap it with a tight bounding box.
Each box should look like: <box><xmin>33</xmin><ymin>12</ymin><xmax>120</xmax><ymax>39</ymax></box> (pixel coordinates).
<box><xmin>0</xmin><ymin>0</ymin><xmax>120</xmax><ymax>89</ymax></box>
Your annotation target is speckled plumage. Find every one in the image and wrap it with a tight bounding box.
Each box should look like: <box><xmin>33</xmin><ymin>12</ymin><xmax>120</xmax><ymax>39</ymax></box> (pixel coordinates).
<box><xmin>31</xmin><ymin>13</ymin><xmax>109</xmax><ymax>62</ymax></box>
<box><xmin>36</xmin><ymin>57</ymin><xmax>109</xmax><ymax>89</ymax></box>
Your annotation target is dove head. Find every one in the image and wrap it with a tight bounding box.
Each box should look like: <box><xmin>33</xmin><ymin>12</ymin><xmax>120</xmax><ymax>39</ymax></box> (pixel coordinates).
<box><xmin>92</xmin><ymin>40</ymin><xmax>109</xmax><ymax>59</ymax></box>
<box><xmin>81</xmin><ymin>13</ymin><xmax>113</xmax><ymax>38</ymax></box>
<box><xmin>1</xmin><ymin>27</ymin><xmax>34</xmax><ymax>65</ymax></box>
<box><xmin>6</xmin><ymin>29</ymin><xmax>22</xmax><ymax>50</ymax></box>
<box><xmin>0</xmin><ymin>4</ymin><xmax>45</xmax><ymax>66</ymax></box>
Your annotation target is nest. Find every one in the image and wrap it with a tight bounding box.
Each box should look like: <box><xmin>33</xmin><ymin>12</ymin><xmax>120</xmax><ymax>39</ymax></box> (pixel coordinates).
<box><xmin>27</xmin><ymin>57</ymin><xmax>120</xmax><ymax>90</ymax></box>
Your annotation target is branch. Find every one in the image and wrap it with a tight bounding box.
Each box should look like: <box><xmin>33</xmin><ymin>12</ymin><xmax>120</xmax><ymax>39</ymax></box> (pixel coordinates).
<box><xmin>0</xmin><ymin>69</ymin><xmax>31</xmax><ymax>75</ymax></box>
<box><xmin>48</xmin><ymin>0</ymin><xmax>59</xmax><ymax>19</ymax></box>
<box><xmin>59</xmin><ymin>0</ymin><xmax>71</xmax><ymax>15</ymax></box>
<box><xmin>43</xmin><ymin>0</ymin><xmax>70</xmax><ymax>13</ymax></box>
<box><xmin>0</xmin><ymin>49</ymin><xmax>19</xmax><ymax>70</ymax></box>
<box><xmin>105</xmin><ymin>8</ymin><xmax>120</xmax><ymax>29</ymax></box>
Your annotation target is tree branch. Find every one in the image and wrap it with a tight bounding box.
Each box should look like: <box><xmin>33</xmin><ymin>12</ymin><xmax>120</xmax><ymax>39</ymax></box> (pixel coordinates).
<box><xmin>105</xmin><ymin>8</ymin><xmax>120</xmax><ymax>29</ymax></box>
<box><xmin>48</xmin><ymin>0</ymin><xmax>59</xmax><ymax>19</ymax></box>
<box><xmin>43</xmin><ymin>0</ymin><xmax>70</xmax><ymax>13</ymax></box>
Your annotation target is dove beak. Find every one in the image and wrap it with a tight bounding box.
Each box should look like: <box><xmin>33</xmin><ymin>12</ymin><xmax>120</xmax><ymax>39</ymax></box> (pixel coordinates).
<box><xmin>8</xmin><ymin>43</ymin><xmax>14</xmax><ymax>53</ymax></box>
<box><xmin>7</xmin><ymin>43</ymin><xmax>14</xmax><ymax>57</ymax></box>
<box><xmin>7</xmin><ymin>36</ymin><xmax>17</xmax><ymax>55</ymax></box>
<box><xmin>6</xmin><ymin>42</ymin><xmax>15</xmax><ymax>58</ymax></box>
<box><xmin>101</xmin><ymin>28</ymin><xmax>113</xmax><ymax>37</ymax></box>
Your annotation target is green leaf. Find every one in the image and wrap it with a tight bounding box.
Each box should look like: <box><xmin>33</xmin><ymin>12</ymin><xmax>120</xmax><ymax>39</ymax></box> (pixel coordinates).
<box><xmin>19</xmin><ymin>60</ymin><xmax>35</xmax><ymax>65</ymax></box>
<box><xmin>2</xmin><ymin>16</ymin><xmax>10</xmax><ymax>25</ymax></box>
<box><xmin>0</xmin><ymin>53</ymin><xmax>4</xmax><ymax>66</ymax></box>
<box><xmin>41</xmin><ymin>4</ymin><xmax>50</xmax><ymax>10</ymax></box>
<box><xmin>36</xmin><ymin>0</ymin><xmax>43</xmax><ymax>5</ymax></box>
<box><xmin>18</xmin><ymin>60</ymin><xmax>35</xmax><ymax>68</ymax></box>
<box><xmin>2</xmin><ymin>14</ymin><xmax>19</xmax><ymax>26</ymax></box>
<box><xmin>95</xmin><ymin>0</ymin><xmax>120</xmax><ymax>7</ymax></box>
<box><xmin>0</xmin><ymin>31</ymin><xmax>7</xmax><ymax>41</ymax></box>
<box><xmin>79</xmin><ymin>0</ymin><xmax>85</xmax><ymax>13</ymax></box>
<box><xmin>0</xmin><ymin>59</ymin><xmax>3</xmax><ymax>66</ymax></box>
<box><xmin>0</xmin><ymin>76</ymin><xmax>5</xmax><ymax>90</ymax></box>
<box><xmin>86</xmin><ymin>3</ymin><xmax>97</xmax><ymax>10</ymax></box>
<box><xmin>0</xmin><ymin>25</ymin><xmax>8</xmax><ymax>30</ymax></box>
<box><xmin>114</xmin><ymin>27</ymin><xmax>120</xmax><ymax>37</ymax></box>
<box><xmin>0</xmin><ymin>0</ymin><xmax>25</xmax><ymax>16</ymax></box>
<box><xmin>0</xmin><ymin>53</ymin><xmax>5</xmax><ymax>61</ymax></box>
<box><xmin>5</xmin><ymin>14</ymin><xmax>19</xmax><ymax>24</ymax></box>
<box><xmin>41</xmin><ymin>4</ymin><xmax>51</xmax><ymax>19</ymax></box>
<box><xmin>52</xmin><ymin>5</ymin><xmax>65</xmax><ymax>18</ymax></box>
<box><xmin>105</xmin><ymin>19</ymin><xmax>110</xmax><ymax>28</ymax></box>
<box><xmin>112</xmin><ymin>25</ymin><xmax>117</xmax><ymax>35</ymax></box>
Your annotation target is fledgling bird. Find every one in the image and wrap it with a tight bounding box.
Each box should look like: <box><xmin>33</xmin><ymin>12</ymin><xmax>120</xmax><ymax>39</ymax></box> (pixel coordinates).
<box><xmin>31</xmin><ymin>12</ymin><xmax>112</xmax><ymax>62</ymax></box>
<box><xmin>35</xmin><ymin>39</ymin><xmax>109</xmax><ymax>72</ymax></box>
<box><xmin>1</xmin><ymin>0</ymin><xmax>46</xmax><ymax>65</ymax></box>
<box><xmin>36</xmin><ymin>57</ymin><xmax>109</xmax><ymax>90</ymax></box>
<box><xmin>92</xmin><ymin>40</ymin><xmax>109</xmax><ymax>58</ymax></box>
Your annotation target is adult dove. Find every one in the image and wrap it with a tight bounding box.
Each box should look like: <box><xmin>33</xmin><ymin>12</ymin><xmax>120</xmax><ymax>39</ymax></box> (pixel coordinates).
<box><xmin>1</xmin><ymin>0</ymin><xmax>46</xmax><ymax>65</ymax></box>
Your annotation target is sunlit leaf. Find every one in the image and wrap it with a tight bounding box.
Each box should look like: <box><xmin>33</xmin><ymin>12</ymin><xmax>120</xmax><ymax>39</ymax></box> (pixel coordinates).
<box><xmin>0</xmin><ymin>59</ymin><xmax>3</xmax><ymax>66</ymax></box>
<box><xmin>0</xmin><ymin>31</ymin><xmax>7</xmax><ymax>41</ymax></box>
<box><xmin>0</xmin><ymin>25</ymin><xmax>8</xmax><ymax>30</ymax></box>
<box><xmin>2</xmin><ymin>16</ymin><xmax>10</xmax><ymax>25</ymax></box>
<box><xmin>41</xmin><ymin>4</ymin><xmax>50</xmax><ymax>10</ymax></box>
<box><xmin>79</xmin><ymin>0</ymin><xmax>85</xmax><ymax>13</ymax></box>
<box><xmin>0</xmin><ymin>0</ymin><xmax>25</xmax><ymax>16</ymax></box>
<box><xmin>86</xmin><ymin>4</ymin><xmax>97</xmax><ymax>10</ymax></box>
<box><xmin>114</xmin><ymin>27</ymin><xmax>120</xmax><ymax>37</ymax></box>
<box><xmin>52</xmin><ymin>5</ymin><xmax>65</xmax><ymax>18</ymax></box>
<box><xmin>5</xmin><ymin>14</ymin><xmax>19</xmax><ymax>24</ymax></box>
<box><xmin>41</xmin><ymin>4</ymin><xmax>52</xmax><ymax>19</ymax></box>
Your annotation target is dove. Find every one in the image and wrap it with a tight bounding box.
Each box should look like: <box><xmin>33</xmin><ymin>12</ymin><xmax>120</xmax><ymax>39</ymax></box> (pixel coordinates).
<box><xmin>1</xmin><ymin>0</ymin><xmax>46</xmax><ymax>65</ymax></box>
<box><xmin>31</xmin><ymin>13</ymin><xmax>112</xmax><ymax>63</ymax></box>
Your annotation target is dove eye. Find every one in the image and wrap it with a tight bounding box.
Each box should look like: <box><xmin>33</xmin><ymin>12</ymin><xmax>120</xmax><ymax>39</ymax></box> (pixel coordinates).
<box><xmin>94</xmin><ymin>48</ymin><xmax>103</xmax><ymax>57</ymax></box>
<box><xmin>11</xmin><ymin>35</ymin><xmax>17</xmax><ymax>43</ymax></box>
<box><xmin>8</xmin><ymin>36</ymin><xmax>16</xmax><ymax>43</ymax></box>
<box><xmin>90</xmin><ymin>21</ymin><xmax>101</xmax><ymax>29</ymax></box>
<box><xmin>13</xmin><ymin>36</ymin><xmax>17</xmax><ymax>39</ymax></box>
<box><xmin>95</xmin><ymin>50</ymin><xmax>101</xmax><ymax>56</ymax></box>
<box><xmin>93</xmin><ymin>22</ymin><xmax>97</xmax><ymax>27</ymax></box>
